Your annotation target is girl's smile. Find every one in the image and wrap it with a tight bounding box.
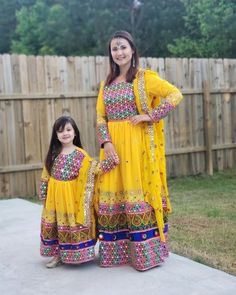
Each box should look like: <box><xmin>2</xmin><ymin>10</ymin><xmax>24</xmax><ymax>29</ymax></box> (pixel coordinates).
<box><xmin>57</xmin><ymin>123</ymin><xmax>75</xmax><ymax>146</ymax></box>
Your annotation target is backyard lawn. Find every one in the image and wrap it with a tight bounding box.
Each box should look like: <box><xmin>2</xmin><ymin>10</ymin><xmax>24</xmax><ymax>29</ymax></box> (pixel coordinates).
<box><xmin>168</xmin><ymin>170</ymin><xmax>236</xmax><ymax>276</ymax></box>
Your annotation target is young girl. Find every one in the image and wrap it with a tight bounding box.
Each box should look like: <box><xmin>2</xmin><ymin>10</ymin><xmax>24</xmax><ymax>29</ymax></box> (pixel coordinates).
<box><xmin>39</xmin><ymin>116</ymin><xmax>118</xmax><ymax>268</ymax></box>
<box><xmin>96</xmin><ymin>31</ymin><xmax>183</xmax><ymax>271</ymax></box>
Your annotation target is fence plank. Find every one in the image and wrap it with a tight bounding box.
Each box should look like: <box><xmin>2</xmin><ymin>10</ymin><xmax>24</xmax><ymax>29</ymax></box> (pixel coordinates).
<box><xmin>222</xmin><ymin>59</ymin><xmax>233</xmax><ymax>168</ymax></box>
<box><xmin>0</xmin><ymin>55</ymin><xmax>236</xmax><ymax>197</ymax></box>
<box><xmin>230</xmin><ymin>60</ymin><xmax>236</xmax><ymax>165</ymax></box>
<box><xmin>203</xmin><ymin>81</ymin><xmax>213</xmax><ymax>175</ymax></box>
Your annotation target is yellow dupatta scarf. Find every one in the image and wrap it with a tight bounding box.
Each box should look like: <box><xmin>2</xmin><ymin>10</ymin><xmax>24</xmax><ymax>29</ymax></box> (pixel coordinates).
<box><xmin>75</xmin><ymin>149</ymin><xmax>98</xmax><ymax>238</ymax></box>
<box><xmin>133</xmin><ymin>69</ymin><xmax>172</xmax><ymax>242</ymax></box>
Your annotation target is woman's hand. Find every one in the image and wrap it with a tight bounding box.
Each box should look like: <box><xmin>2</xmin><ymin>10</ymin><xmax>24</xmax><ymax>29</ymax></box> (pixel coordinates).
<box><xmin>130</xmin><ymin>114</ymin><xmax>151</xmax><ymax>125</ymax></box>
<box><xmin>104</xmin><ymin>142</ymin><xmax>119</xmax><ymax>164</ymax></box>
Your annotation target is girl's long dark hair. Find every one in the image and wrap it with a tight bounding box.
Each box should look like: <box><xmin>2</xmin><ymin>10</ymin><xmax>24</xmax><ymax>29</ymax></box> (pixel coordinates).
<box><xmin>105</xmin><ymin>31</ymin><xmax>139</xmax><ymax>86</ymax></box>
<box><xmin>45</xmin><ymin>116</ymin><xmax>82</xmax><ymax>175</ymax></box>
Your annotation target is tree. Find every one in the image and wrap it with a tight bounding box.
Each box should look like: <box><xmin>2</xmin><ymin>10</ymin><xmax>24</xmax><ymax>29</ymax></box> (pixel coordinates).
<box><xmin>3</xmin><ymin>0</ymin><xmax>236</xmax><ymax>57</ymax></box>
<box><xmin>168</xmin><ymin>0</ymin><xmax>236</xmax><ymax>57</ymax></box>
<box><xmin>11</xmin><ymin>0</ymin><xmax>130</xmax><ymax>55</ymax></box>
<box><xmin>133</xmin><ymin>0</ymin><xmax>185</xmax><ymax>56</ymax></box>
<box><xmin>11</xmin><ymin>0</ymin><xmax>186</xmax><ymax>56</ymax></box>
<box><xmin>0</xmin><ymin>0</ymin><xmax>37</xmax><ymax>53</ymax></box>
<box><xmin>0</xmin><ymin>0</ymin><xmax>19</xmax><ymax>53</ymax></box>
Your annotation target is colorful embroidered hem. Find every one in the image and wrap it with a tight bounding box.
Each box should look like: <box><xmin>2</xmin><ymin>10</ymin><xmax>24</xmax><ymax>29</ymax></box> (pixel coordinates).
<box><xmin>98</xmin><ymin>201</ymin><xmax>169</xmax><ymax>271</ymax></box>
<box><xmin>99</xmin><ymin>233</ymin><xmax>169</xmax><ymax>271</ymax></box>
<box><xmin>40</xmin><ymin>219</ymin><xmax>96</xmax><ymax>264</ymax></box>
<box><xmin>40</xmin><ymin>241</ymin><xmax>95</xmax><ymax>264</ymax></box>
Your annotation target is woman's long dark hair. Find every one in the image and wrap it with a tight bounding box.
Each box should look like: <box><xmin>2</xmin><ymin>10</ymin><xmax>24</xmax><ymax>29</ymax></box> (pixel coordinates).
<box><xmin>105</xmin><ymin>31</ymin><xmax>139</xmax><ymax>86</ymax></box>
<box><xmin>45</xmin><ymin>116</ymin><xmax>82</xmax><ymax>174</ymax></box>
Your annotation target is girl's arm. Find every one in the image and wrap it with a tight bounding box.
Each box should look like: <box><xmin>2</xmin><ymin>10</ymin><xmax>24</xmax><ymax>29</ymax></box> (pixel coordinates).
<box><xmin>39</xmin><ymin>166</ymin><xmax>50</xmax><ymax>201</ymax></box>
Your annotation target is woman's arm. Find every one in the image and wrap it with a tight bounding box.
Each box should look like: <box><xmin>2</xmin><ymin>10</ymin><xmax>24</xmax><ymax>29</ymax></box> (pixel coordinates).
<box><xmin>96</xmin><ymin>82</ymin><xmax>112</xmax><ymax>145</ymax></box>
<box><xmin>96</xmin><ymin>82</ymin><xmax>119</xmax><ymax>162</ymax></box>
<box><xmin>95</xmin><ymin>156</ymin><xmax>119</xmax><ymax>175</ymax></box>
<box><xmin>147</xmin><ymin>71</ymin><xmax>183</xmax><ymax>122</ymax></box>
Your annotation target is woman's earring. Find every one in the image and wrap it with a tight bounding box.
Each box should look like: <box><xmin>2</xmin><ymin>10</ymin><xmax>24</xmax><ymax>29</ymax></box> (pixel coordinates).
<box><xmin>132</xmin><ymin>56</ymin><xmax>135</xmax><ymax>67</ymax></box>
<box><xmin>112</xmin><ymin>61</ymin><xmax>116</xmax><ymax>72</ymax></box>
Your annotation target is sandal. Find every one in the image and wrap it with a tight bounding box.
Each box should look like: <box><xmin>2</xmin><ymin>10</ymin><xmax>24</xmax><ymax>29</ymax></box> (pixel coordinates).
<box><xmin>46</xmin><ymin>256</ymin><xmax>62</xmax><ymax>268</ymax></box>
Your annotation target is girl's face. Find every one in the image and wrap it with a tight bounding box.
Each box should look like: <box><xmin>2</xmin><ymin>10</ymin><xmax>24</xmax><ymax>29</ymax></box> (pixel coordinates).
<box><xmin>110</xmin><ymin>37</ymin><xmax>134</xmax><ymax>69</ymax></box>
<box><xmin>56</xmin><ymin>123</ymin><xmax>75</xmax><ymax>146</ymax></box>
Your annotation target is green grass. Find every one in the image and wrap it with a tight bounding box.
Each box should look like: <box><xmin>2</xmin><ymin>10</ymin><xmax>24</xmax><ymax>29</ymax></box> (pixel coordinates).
<box><xmin>168</xmin><ymin>170</ymin><xmax>236</xmax><ymax>276</ymax></box>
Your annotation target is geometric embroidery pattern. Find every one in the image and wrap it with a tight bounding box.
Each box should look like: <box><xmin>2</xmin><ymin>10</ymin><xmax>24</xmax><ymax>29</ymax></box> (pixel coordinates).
<box><xmin>98</xmin><ymin>201</ymin><xmax>169</xmax><ymax>270</ymax></box>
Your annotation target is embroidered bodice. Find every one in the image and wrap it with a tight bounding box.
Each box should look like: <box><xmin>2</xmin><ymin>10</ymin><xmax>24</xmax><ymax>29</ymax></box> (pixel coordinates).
<box><xmin>103</xmin><ymin>82</ymin><xmax>138</xmax><ymax>120</ymax></box>
<box><xmin>51</xmin><ymin>149</ymin><xmax>84</xmax><ymax>181</ymax></box>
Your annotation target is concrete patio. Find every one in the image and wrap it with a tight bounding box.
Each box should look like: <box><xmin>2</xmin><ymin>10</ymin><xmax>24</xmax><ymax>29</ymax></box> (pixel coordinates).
<box><xmin>0</xmin><ymin>198</ymin><xmax>235</xmax><ymax>295</ymax></box>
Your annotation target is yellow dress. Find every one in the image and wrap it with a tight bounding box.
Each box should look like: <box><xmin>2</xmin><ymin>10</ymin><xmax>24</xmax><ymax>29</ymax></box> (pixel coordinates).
<box><xmin>39</xmin><ymin>147</ymin><xmax>115</xmax><ymax>264</ymax></box>
<box><xmin>96</xmin><ymin>69</ymin><xmax>183</xmax><ymax>271</ymax></box>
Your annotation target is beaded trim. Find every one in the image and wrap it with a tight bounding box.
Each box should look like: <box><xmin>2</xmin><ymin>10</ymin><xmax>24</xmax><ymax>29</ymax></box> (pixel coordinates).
<box><xmin>39</xmin><ymin>180</ymin><xmax>48</xmax><ymax>200</ymax></box>
<box><xmin>137</xmin><ymin>71</ymin><xmax>149</xmax><ymax>114</ymax></box>
<box><xmin>83</xmin><ymin>160</ymin><xmax>97</xmax><ymax>226</ymax></box>
<box><xmin>137</xmin><ymin>70</ymin><xmax>156</xmax><ymax>160</ymax></box>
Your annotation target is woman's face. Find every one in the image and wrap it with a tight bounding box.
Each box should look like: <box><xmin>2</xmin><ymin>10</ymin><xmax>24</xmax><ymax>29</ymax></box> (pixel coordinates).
<box><xmin>110</xmin><ymin>37</ymin><xmax>134</xmax><ymax>69</ymax></box>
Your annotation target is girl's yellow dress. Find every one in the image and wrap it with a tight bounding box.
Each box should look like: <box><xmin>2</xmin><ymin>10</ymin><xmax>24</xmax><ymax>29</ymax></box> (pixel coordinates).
<box><xmin>96</xmin><ymin>69</ymin><xmax>183</xmax><ymax>271</ymax></box>
<box><xmin>39</xmin><ymin>147</ymin><xmax>114</xmax><ymax>264</ymax></box>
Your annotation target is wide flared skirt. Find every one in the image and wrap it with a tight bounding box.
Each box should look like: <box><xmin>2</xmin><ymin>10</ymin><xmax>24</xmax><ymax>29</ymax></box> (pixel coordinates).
<box><xmin>40</xmin><ymin>177</ymin><xmax>95</xmax><ymax>264</ymax></box>
<box><xmin>98</xmin><ymin>120</ymin><xmax>169</xmax><ymax>271</ymax></box>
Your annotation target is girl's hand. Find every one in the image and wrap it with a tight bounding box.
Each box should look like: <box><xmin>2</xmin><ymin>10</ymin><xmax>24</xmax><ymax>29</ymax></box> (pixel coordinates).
<box><xmin>130</xmin><ymin>114</ymin><xmax>151</xmax><ymax>125</ymax></box>
<box><xmin>104</xmin><ymin>142</ymin><xmax>119</xmax><ymax>164</ymax></box>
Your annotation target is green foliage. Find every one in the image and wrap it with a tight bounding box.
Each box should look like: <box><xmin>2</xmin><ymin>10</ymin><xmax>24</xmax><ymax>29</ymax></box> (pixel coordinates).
<box><xmin>10</xmin><ymin>0</ymin><xmax>185</xmax><ymax>56</ymax></box>
<box><xmin>134</xmin><ymin>0</ymin><xmax>185</xmax><ymax>56</ymax></box>
<box><xmin>12</xmin><ymin>1</ymin><xmax>49</xmax><ymax>54</ymax></box>
<box><xmin>168</xmin><ymin>0</ymin><xmax>236</xmax><ymax>57</ymax></box>
<box><xmin>0</xmin><ymin>0</ymin><xmax>37</xmax><ymax>53</ymax></box>
<box><xmin>0</xmin><ymin>0</ymin><xmax>19</xmax><ymax>53</ymax></box>
<box><xmin>1</xmin><ymin>0</ymin><xmax>235</xmax><ymax>57</ymax></box>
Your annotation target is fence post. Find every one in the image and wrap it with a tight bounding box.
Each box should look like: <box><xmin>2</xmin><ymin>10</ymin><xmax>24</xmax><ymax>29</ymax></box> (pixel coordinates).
<box><xmin>203</xmin><ymin>80</ymin><xmax>213</xmax><ymax>175</ymax></box>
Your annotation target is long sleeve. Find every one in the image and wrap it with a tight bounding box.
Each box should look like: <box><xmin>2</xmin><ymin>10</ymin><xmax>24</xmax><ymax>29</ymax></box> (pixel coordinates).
<box><xmin>96</xmin><ymin>81</ymin><xmax>112</xmax><ymax>146</ymax></box>
<box><xmin>146</xmin><ymin>71</ymin><xmax>183</xmax><ymax>122</ymax></box>
<box><xmin>94</xmin><ymin>157</ymin><xmax>117</xmax><ymax>175</ymax></box>
<box><xmin>39</xmin><ymin>166</ymin><xmax>50</xmax><ymax>200</ymax></box>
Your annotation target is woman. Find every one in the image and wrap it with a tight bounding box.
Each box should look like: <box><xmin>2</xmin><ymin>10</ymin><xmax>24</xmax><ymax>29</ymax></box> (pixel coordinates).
<box><xmin>96</xmin><ymin>31</ymin><xmax>183</xmax><ymax>271</ymax></box>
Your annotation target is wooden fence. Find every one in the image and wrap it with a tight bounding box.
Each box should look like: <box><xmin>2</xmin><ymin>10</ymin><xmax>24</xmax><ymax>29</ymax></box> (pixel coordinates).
<box><xmin>0</xmin><ymin>54</ymin><xmax>236</xmax><ymax>198</ymax></box>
